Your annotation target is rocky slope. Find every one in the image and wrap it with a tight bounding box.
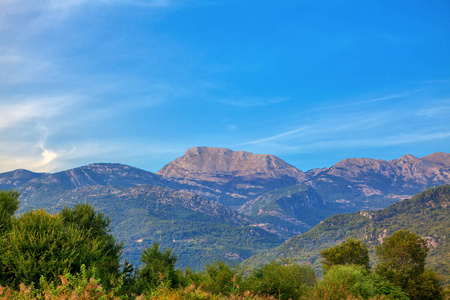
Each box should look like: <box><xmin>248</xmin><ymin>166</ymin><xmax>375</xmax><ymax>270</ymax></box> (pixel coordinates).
<box><xmin>158</xmin><ymin>147</ymin><xmax>306</xmax><ymax>180</ymax></box>
<box><xmin>157</xmin><ymin>147</ymin><xmax>307</xmax><ymax>207</ymax></box>
<box><xmin>307</xmin><ymin>152</ymin><xmax>450</xmax><ymax>210</ymax></box>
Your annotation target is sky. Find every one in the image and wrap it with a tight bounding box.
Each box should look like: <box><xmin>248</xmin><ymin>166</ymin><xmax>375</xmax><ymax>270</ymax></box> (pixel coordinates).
<box><xmin>0</xmin><ymin>0</ymin><xmax>449</xmax><ymax>174</ymax></box>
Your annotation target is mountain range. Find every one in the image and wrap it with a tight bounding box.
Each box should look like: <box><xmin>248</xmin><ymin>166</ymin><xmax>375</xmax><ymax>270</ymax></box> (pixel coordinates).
<box><xmin>1</xmin><ymin>147</ymin><xmax>449</xmax><ymax>268</ymax></box>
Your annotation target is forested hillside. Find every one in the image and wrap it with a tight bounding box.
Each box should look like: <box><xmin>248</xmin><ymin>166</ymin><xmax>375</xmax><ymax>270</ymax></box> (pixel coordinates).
<box><xmin>244</xmin><ymin>185</ymin><xmax>450</xmax><ymax>285</ymax></box>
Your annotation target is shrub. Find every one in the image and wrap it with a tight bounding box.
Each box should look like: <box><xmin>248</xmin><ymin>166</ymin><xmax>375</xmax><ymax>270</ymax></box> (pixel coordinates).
<box><xmin>243</xmin><ymin>260</ymin><xmax>316</xmax><ymax>300</ymax></box>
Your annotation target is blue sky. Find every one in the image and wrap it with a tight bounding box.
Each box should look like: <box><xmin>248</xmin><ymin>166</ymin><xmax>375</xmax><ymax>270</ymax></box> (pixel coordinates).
<box><xmin>0</xmin><ymin>0</ymin><xmax>449</xmax><ymax>173</ymax></box>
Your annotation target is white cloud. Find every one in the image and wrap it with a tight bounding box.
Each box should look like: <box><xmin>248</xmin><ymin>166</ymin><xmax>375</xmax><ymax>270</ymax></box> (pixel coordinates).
<box><xmin>214</xmin><ymin>96</ymin><xmax>289</xmax><ymax>107</ymax></box>
<box><xmin>0</xmin><ymin>96</ymin><xmax>77</xmax><ymax>128</ymax></box>
<box><xmin>244</xmin><ymin>126</ymin><xmax>309</xmax><ymax>145</ymax></box>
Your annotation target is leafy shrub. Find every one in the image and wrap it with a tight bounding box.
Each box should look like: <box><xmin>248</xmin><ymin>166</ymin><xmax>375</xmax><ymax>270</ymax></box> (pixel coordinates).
<box><xmin>186</xmin><ymin>260</ymin><xmax>242</xmax><ymax>296</ymax></box>
<box><xmin>0</xmin><ymin>265</ymin><xmax>123</xmax><ymax>299</ymax></box>
<box><xmin>135</xmin><ymin>243</ymin><xmax>185</xmax><ymax>294</ymax></box>
<box><xmin>0</xmin><ymin>204</ymin><xmax>123</xmax><ymax>289</ymax></box>
<box><xmin>321</xmin><ymin>238</ymin><xmax>370</xmax><ymax>271</ymax></box>
<box><xmin>243</xmin><ymin>260</ymin><xmax>316</xmax><ymax>300</ymax></box>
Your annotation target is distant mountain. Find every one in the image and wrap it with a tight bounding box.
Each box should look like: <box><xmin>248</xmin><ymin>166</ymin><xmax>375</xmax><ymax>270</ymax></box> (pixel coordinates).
<box><xmin>307</xmin><ymin>152</ymin><xmax>450</xmax><ymax>210</ymax></box>
<box><xmin>157</xmin><ymin>147</ymin><xmax>307</xmax><ymax>207</ymax></box>
<box><xmin>0</xmin><ymin>169</ymin><xmax>46</xmax><ymax>189</ymax></box>
<box><xmin>244</xmin><ymin>185</ymin><xmax>450</xmax><ymax>285</ymax></box>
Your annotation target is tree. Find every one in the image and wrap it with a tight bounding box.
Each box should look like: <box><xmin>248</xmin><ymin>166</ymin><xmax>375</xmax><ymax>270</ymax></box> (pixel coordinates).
<box><xmin>320</xmin><ymin>238</ymin><xmax>370</xmax><ymax>271</ymax></box>
<box><xmin>0</xmin><ymin>203</ymin><xmax>123</xmax><ymax>289</ymax></box>
<box><xmin>0</xmin><ymin>209</ymin><xmax>91</xmax><ymax>287</ymax></box>
<box><xmin>136</xmin><ymin>243</ymin><xmax>183</xmax><ymax>292</ymax></box>
<box><xmin>60</xmin><ymin>203</ymin><xmax>123</xmax><ymax>286</ymax></box>
<box><xmin>375</xmin><ymin>230</ymin><xmax>443</xmax><ymax>300</ymax></box>
<box><xmin>0</xmin><ymin>190</ymin><xmax>20</xmax><ymax>233</ymax></box>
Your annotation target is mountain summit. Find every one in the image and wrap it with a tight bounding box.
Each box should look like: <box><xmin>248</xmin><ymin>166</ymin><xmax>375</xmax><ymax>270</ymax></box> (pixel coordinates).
<box><xmin>157</xmin><ymin>146</ymin><xmax>306</xmax><ymax>180</ymax></box>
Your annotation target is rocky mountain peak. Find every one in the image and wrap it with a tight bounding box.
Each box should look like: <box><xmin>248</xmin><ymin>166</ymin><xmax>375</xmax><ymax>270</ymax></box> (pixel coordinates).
<box><xmin>157</xmin><ymin>146</ymin><xmax>305</xmax><ymax>180</ymax></box>
<box><xmin>421</xmin><ymin>152</ymin><xmax>450</xmax><ymax>167</ymax></box>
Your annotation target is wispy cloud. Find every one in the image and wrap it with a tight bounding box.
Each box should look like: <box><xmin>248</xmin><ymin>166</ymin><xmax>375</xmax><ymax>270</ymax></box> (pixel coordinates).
<box><xmin>316</xmin><ymin>93</ymin><xmax>413</xmax><ymax>111</ymax></box>
<box><xmin>244</xmin><ymin>126</ymin><xmax>309</xmax><ymax>145</ymax></box>
<box><xmin>213</xmin><ymin>96</ymin><xmax>289</xmax><ymax>107</ymax></box>
<box><xmin>0</xmin><ymin>96</ymin><xmax>78</xmax><ymax>128</ymax></box>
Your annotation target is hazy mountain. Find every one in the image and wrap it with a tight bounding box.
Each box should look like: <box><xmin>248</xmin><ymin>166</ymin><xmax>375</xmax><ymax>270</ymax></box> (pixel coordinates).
<box><xmin>307</xmin><ymin>152</ymin><xmax>450</xmax><ymax>211</ymax></box>
<box><xmin>244</xmin><ymin>185</ymin><xmax>450</xmax><ymax>285</ymax></box>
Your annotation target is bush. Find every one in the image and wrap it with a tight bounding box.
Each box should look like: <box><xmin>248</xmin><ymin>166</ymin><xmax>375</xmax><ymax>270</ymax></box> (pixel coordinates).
<box><xmin>186</xmin><ymin>260</ymin><xmax>242</xmax><ymax>296</ymax></box>
<box><xmin>320</xmin><ymin>238</ymin><xmax>371</xmax><ymax>271</ymax></box>
<box><xmin>243</xmin><ymin>260</ymin><xmax>316</xmax><ymax>300</ymax></box>
<box><xmin>0</xmin><ymin>204</ymin><xmax>123</xmax><ymax>289</ymax></box>
<box><xmin>135</xmin><ymin>243</ymin><xmax>185</xmax><ymax>294</ymax></box>
<box><xmin>308</xmin><ymin>264</ymin><xmax>409</xmax><ymax>300</ymax></box>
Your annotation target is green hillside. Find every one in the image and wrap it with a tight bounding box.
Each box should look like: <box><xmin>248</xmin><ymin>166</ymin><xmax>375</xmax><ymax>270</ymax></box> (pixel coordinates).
<box><xmin>15</xmin><ymin>184</ymin><xmax>283</xmax><ymax>269</ymax></box>
<box><xmin>244</xmin><ymin>185</ymin><xmax>450</xmax><ymax>285</ymax></box>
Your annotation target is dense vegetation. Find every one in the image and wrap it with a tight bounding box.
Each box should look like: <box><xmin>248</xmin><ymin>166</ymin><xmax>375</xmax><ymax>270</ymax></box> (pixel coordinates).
<box><xmin>0</xmin><ymin>187</ymin><xmax>448</xmax><ymax>299</ymax></box>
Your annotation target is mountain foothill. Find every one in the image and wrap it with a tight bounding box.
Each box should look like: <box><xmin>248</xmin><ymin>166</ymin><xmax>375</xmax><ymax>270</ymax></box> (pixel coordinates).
<box><xmin>1</xmin><ymin>147</ymin><xmax>449</xmax><ymax>274</ymax></box>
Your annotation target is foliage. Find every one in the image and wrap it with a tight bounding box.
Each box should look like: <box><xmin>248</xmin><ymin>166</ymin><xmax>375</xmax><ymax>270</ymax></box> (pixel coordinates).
<box><xmin>0</xmin><ymin>264</ymin><xmax>123</xmax><ymax>299</ymax></box>
<box><xmin>243</xmin><ymin>260</ymin><xmax>316</xmax><ymax>300</ymax></box>
<box><xmin>186</xmin><ymin>259</ymin><xmax>242</xmax><ymax>296</ymax></box>
<box><xmin>321</xmin><ymin>238</ymin><xmax>370</xmax><ymax>271</ymax></box>
<box><xmin>0</xmin><ymin>190</ymin><xmax>20</xmax><ymax>233</ymax></box>
<box><xmin>0</xmin><ymin>202</ymin><xmax>123</xmax><ymax>289</ymax></box>
<box><xmin>60</xmin><ymin>203</ymin><xmax>124</xmax><ymax>287</ymax></box>
<box><xmin>375</xmin><ymin>230</ymin><xmax>428</xmax><ymax>288</ymax></box>
<box><xmin>375</xmin><ymin>230</ymin><xmax>444</xmax><ymax>300</ymax></box>
<box><xmin>135</xmin><ymin>243</ymin><xmax>184</xmax><ymax>294</ymax></box>
<box><xmin>405</xmin><ymin>268</ymin><xmax>444</xmax><ymax>300</ymax></box>
<box><xmin>308</xmin><ymin>264</ymin><xmax>409</xmax><ymax>300</ymax></box>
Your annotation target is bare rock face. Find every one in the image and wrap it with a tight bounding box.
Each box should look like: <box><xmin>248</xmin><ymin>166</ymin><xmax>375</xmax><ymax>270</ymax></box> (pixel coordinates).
<box><xmin>307</xmin><ymin>152</ymin><xmax>450</xmax><ymax>204</ymax></box>
<box><xmin>157</xmin><ymin>147</ymin><xmax>306</xmax><ymax>181</ymax></box>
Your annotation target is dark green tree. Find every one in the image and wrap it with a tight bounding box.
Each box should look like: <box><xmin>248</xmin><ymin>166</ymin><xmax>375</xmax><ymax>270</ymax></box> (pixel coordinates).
<box><xmin>60</xmin><ymin>203</ymin><xmax>123</xmax><ymax>286</ymax></box>
<box><xmin>0</xmin><ymin>209</ymin><xmax>91</xmax><ymax>287</ymax></box>
<box><xmin>0</xmin><ymin>190</ymin><xmax>20</xmax><ymax>233</ymax></box>
<box><xmin>136</xmin><ymin>243</ymin><xmax>183</xmax><ymax>292</ymax></box>
<box><xmin>375</xmin><ymin>230</ymin><xmax>443</xmax><ymax>300</ymax></box>
<box><xmin>320</xmin><ymin>238</ymin><xmax>370</xmax><ymax>271</ymax></box>
<box><xmin>0</xmin><ymin>203</ymin><xmax>123</xmax><ymax>289</ymax></box>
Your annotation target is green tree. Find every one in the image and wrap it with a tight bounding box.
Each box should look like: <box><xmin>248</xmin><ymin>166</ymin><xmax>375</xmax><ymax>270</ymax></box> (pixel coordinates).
<box><xmin>375</xmin><ymin>230</ymin><xmax>443</xmax><ymax>300</ymax></box>
<box><xmin>0</xmin><ymin>190</ymin><xmax>20</xmax><ymax>233</ymax></box>
<box><xmin>136</xmin><ymin>243</ymin><xmax>183</xmax><ymax>292</ymax></box>
<box><xmin>60</xmin><ymin>203</ymin><xmax>123</xmax><ymax>286</ymax></box>
<box><xmin>320</xmin><ymin>238</ymin><xmax>371</xmax><ymax>271</ymax></box>
<box><xmin>0</xmin><ymin>203</ymin><xmax>123</xmax><ymax>289</ymax></box>
<box><xmin>0</xmin><ymin>209</ymin><xmax>92</xmax><ymax>287</ymax></box>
